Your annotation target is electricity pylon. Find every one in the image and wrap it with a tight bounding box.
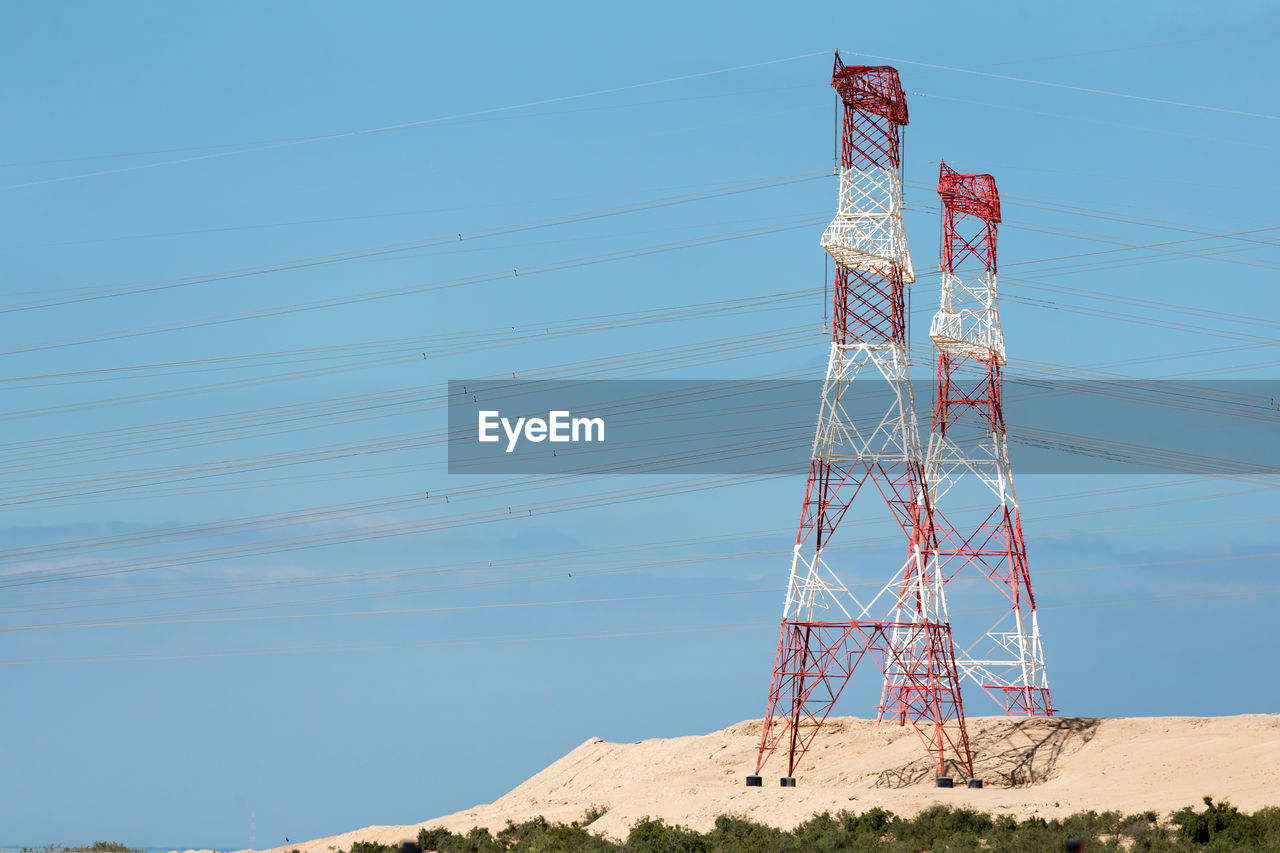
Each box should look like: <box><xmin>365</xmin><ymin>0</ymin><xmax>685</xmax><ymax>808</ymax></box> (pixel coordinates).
<box><xmin>747</xmin><ymin>54</ymin><xmax>975</xmax><ymax>789</ymax></box>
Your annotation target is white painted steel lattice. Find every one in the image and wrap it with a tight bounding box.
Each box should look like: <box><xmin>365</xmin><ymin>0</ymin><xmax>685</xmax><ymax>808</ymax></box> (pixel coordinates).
<box><xmin>821</xmin><ymin>166</ymin><xmax>916</xmax><ymax>283</ymax></box>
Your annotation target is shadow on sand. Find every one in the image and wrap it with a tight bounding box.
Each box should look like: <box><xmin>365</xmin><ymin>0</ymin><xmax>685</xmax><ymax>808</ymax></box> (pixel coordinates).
<box><xmin>873</xmin><ymin>717</ymin><xmax>1102</xmax><ymax>788</ymax></box>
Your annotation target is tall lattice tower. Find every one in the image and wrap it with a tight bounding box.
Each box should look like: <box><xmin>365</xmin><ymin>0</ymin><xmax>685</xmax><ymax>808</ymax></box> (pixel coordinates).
<box><xmin>747</xmin><ymin>54</ymin><xmax>977</xmax><ymax>789</ymax></box>
<box><xmin>921</xmin><ymin>162</ymin><xmax>1053</xmax><ymax>716</ymax></box>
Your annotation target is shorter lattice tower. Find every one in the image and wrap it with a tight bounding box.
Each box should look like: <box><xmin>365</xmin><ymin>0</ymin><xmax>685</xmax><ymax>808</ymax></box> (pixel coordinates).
<box><xmin>913</xmin><ymin>162</ymin><xmax>1054</xmax><ymax>716</ymax></box>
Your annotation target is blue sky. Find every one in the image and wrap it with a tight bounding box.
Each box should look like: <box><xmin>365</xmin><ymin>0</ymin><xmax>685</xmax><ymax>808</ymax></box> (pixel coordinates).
<box><xmin>0</xmin><ymin>0</ymin><xmax>1277</xmax><ymax>848</ymax></box>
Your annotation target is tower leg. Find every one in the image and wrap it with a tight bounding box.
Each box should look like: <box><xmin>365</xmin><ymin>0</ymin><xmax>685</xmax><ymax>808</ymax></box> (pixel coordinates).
<box><xmin>753</xmin><ymin>621</ymin><xmax>974</xmax><ymax>782</ymax></box>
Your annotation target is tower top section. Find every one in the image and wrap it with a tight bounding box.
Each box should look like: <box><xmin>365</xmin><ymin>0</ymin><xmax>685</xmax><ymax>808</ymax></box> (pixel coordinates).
<box><xmin>938</xmin><ymin>162</ymin><xmax>1001</xmax><ymax>223</ymax></box>
<box><xmin>831</xmin><ymin>52</ymin><xmax>908</xmax><ymax>125</ymax></box>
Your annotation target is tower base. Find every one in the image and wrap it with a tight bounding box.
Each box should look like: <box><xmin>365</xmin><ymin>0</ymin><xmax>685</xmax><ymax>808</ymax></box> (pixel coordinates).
<box><xmin>754</xmin><ymin>619</ymin><xmax>975</xmax><ymax>782</ymax></box>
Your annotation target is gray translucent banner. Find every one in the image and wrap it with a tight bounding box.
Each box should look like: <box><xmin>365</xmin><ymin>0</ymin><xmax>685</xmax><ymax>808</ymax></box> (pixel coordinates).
<box><xmin>446</xmin><ymin>379</ymin><xmax>1280</xmax><ymax>475</ymax></box>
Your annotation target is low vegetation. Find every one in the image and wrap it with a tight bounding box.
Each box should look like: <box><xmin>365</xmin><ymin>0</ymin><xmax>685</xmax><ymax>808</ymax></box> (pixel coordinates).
<box><xmin>21</xmin><ymin>844</ymin><xmax>141</xmax><ymax>853</ymax></box>
<box><xmin>336</xmin><ymin>797</ymin><xmax>1280</xmax><ymax>852</ymax></box>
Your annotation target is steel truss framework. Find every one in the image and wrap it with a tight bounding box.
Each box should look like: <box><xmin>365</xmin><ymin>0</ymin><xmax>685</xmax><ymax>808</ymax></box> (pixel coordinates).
<box><xmin>753</xmin><ymin>54</ymin><xmax>975</xmax><ymax>784</ymax></box>
<box><xmin>757</xmin><ymin>621</ymin><xmax>973</xmax><ymax>779</ymax></box>
<box><xmin>915</xmin><ymin>162</ymin><xmax>1054</xmax><ymax>717</ymax></box>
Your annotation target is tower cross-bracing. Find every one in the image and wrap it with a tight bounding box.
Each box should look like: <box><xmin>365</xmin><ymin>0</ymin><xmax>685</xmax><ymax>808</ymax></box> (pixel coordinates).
<box><xmin>749</xmin><ymin>54</ymin><xmax>975</xmax><ymax>787</ymax></box>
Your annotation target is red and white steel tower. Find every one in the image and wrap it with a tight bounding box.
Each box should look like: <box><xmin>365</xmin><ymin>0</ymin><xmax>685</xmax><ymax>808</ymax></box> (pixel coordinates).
<box><xmin>748</xmin><ymin>54</ymin><xmax>976</xmax><ymax>788</ymax></box>
<box><xmin>918</xmin><ymin>162</ymin><xmax>1054</xmax><ymax>716</ymax></box>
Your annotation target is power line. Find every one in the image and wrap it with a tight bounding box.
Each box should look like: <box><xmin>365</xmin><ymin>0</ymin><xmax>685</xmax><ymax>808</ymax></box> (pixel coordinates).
<box><xmin>0</xmin><ymin>53</ymin><xmax>829</xmax><ymax>191</ymax></box>
<box><xmin>844</xmin><ymin>49</ymin><xmax>1280</xmax><ymax>120</ymax></box>
<box><xmin>911</xmin><ymin>91</ymin><xmax>1280</xmax><ymax>152</ymax></box>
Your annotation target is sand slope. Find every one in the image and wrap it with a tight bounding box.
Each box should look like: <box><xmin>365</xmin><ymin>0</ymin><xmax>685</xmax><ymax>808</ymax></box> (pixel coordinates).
<box><xmin>238</xmin><ymin>714</ymin><xmax>1280</xmax><ymax>851</ymax></box>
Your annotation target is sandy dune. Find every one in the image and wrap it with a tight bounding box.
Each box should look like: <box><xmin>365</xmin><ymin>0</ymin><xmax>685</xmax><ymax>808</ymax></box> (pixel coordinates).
<box><xmin>236</xmin><ymin>714</ymin><xmax>1280</xmax><ymax>851</ymax></box>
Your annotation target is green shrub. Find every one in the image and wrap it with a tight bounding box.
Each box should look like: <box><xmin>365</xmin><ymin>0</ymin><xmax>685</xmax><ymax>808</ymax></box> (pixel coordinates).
<box><xmin>580</xmin><ymin>805</ymin><xmax>609</xmax><ymax>826</ymax></box>
<box><xmin>1171</xmin><ymin>795</ymin><xmax>1280</xmax><ymax>849</ymax></box>
<box><xmin>703</xmin><ymin>814</ymin><xmax>789</xmax><ymax>853</ymax></box>
<box><xmin>622</xmin><ymin>817</ymin><xmax>706</xmax><ymax>853</ymax></box>
<box><xmin>417</xmin><ymin>828</ymin><xmax>452</xmax><ymax>851</ymax></box>
<box><xmin>21</xmin><ymin>845</ymin><xmax>140</xmax><ymax>853</ymax></box>
<box><xmin>348</xmin><ymin>842</ymin><xmax>399</xmax><ymax>853</ymax></box>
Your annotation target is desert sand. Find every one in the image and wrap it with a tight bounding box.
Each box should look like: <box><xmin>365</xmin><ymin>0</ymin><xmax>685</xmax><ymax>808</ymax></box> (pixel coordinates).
<box><xmin>236</xmin><ymin>714</ymin><xmax>1280</xmax><ymax>850</ymax></box>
